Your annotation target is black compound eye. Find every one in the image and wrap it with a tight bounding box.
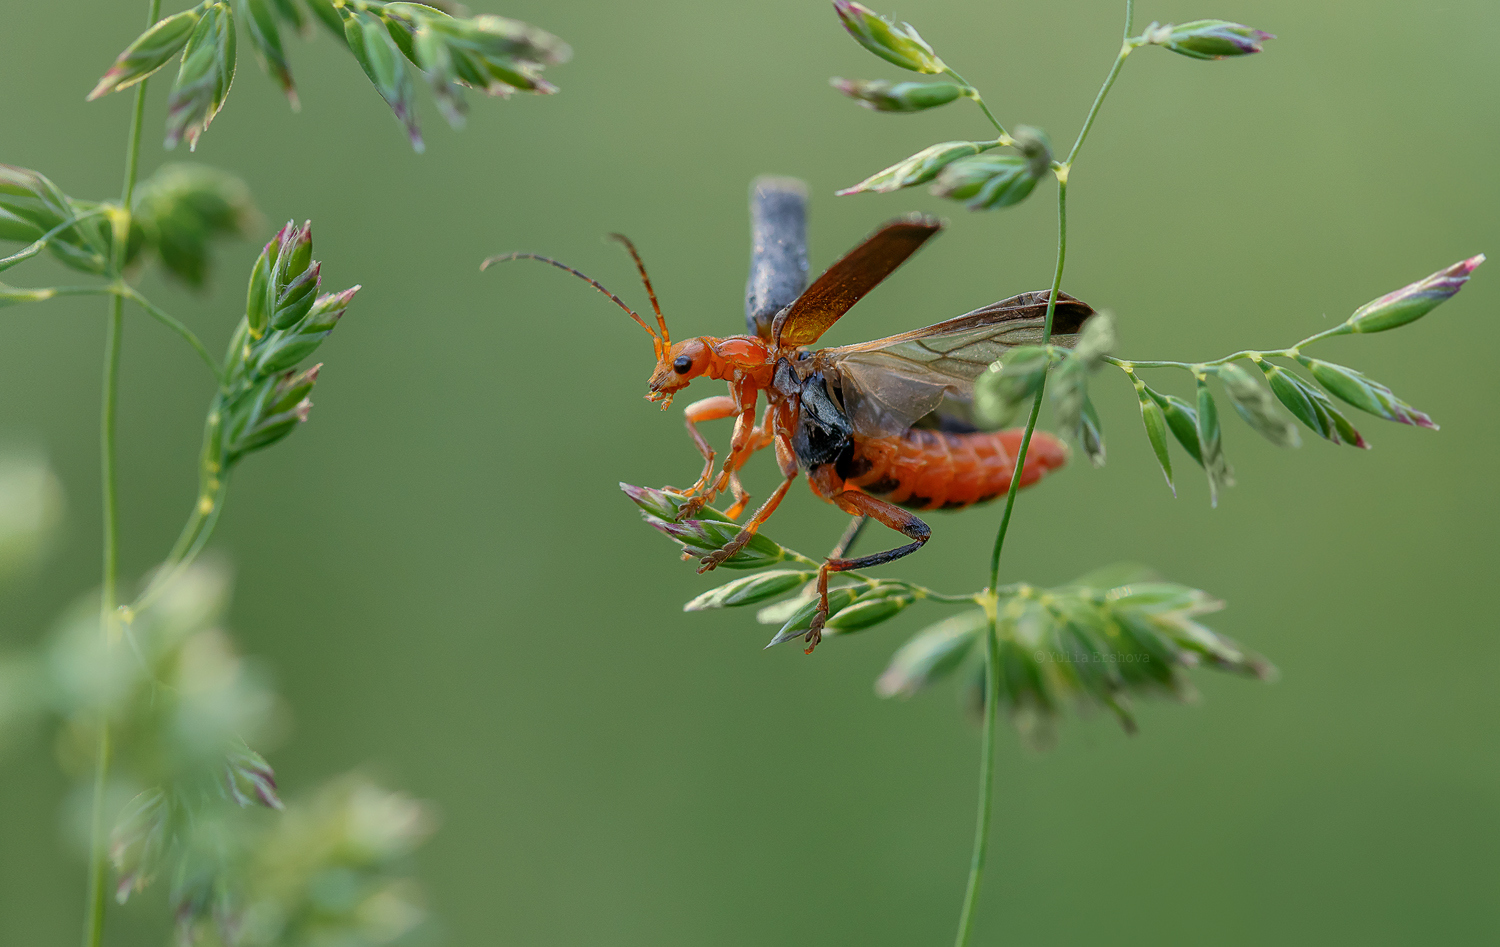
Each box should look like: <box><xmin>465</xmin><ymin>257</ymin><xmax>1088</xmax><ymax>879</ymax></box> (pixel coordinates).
<box><xmin>673</xmin><ymin>354</ymin><xmax>693</xmax><ymax>374</ymax></box>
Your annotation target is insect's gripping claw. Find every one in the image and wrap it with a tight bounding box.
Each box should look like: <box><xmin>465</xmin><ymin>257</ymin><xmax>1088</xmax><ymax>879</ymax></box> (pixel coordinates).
<box><xmin>679</xmin><ymin>494</ymin><xmax>712</xmax><ymax>519</ymax></box>
<box><xmin>699</xmin><ymin>473</ymin><xmax>798</xmax><ymax>573</ymax></box>
<box><xmin>656</xmin><ymin>486</ymin><xmax>708</xmax><ymax>522</ymax></box>
<box><xmin>803</xmin><ymin>609</ymin><xmax>828</xmax><ymax>654</ymax></box>
<box><xmin>804</xmin><ymin>561</ymin><xmax>833</xmax><ymax>655</ymax></box>
<box><xmin>696</xmin><ymin>547</ymin><xmax>732</xmax><ymax>574</ymax></box>
<box><xmin>685</xmin><ymin>469</ymin><xmax>719</xmax><ymax>505</ymax></box>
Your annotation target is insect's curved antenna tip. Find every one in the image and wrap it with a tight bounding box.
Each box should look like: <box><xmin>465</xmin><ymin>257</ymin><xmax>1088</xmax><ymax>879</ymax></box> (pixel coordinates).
<box><xmin>480</xmin><ymin>249</ymin><xmax>661</xmax><ymax>344</ymax></box>
<box><xmin>605</xmin><ymin>232</ymin><xmax>670</xmax><ymax>346</ymax></box>
<box><xmin>479</xmin><ymin>253</ymin><xmax>519</xmax><ymax>270</ymax></box>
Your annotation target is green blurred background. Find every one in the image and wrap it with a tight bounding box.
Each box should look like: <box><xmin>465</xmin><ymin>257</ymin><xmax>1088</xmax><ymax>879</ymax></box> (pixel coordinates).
<box><xmin>2</xmin><ymin>0</ymin><xmax>1497</xmax><ymax>943</ymax></box>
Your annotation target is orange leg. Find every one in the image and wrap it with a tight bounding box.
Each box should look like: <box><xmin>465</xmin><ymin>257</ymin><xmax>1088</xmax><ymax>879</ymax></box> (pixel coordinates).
<box><xmin>684</xmin><ymin>403</ymin><xmax>774</xmax><ymax>519</ymax></box>
<box><xmin>720</xmin><ymin>404</ymin><xmax>776</xmax><ymax>519</ymax></box>
<box><xmin>696</xmin><ymin>473</ymin><xmax>797</xmax><ymax>572</ymax></box>
<box><xmin>725</xmin><ymin>471</ymin><xmax>752</xmax><ymax>520</ymax></box>
<box><xmin>803</xmin><ymin>467</ymin><xmax>931</xmax><ymax>653</ymax></box>
<box><xmin>697</xmin><ymin>432</ymin><xmax>798</xmax><ymax>572</ymax></box>
<box><xmin>676</xmin><ymin>396</ymin><xmax>739</xmax><ymax>499</ymax></box>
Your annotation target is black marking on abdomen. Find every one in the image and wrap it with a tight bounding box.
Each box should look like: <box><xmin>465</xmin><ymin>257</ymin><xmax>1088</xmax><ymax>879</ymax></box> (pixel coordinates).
<box><xmin>835</xmin><ymin>448</ymin><xmax>872</xmax><ymax>481</ymax></box>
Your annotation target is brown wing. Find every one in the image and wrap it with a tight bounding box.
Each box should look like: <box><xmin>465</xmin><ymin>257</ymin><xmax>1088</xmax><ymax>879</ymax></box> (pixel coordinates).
<box><xmin>818</xmin><ymin>291</ymin><xmax>1097</xmax><ymax>437</ymax></box>
<box><xmin>771</xmin><ymin>215</ymin><xmax>942</xmax><ymax>349</ymax></box>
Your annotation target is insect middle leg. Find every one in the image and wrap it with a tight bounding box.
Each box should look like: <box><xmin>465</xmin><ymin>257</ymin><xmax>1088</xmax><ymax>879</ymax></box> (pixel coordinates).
<box><xmin>697</xmin><ymin>432</ymin><xmax>798</xmax><ymax>572</ymax></box>
<box><xmin>804</xmin><ymin>467</ymin><xmax>931</xmax><ymax>654</ymax></box>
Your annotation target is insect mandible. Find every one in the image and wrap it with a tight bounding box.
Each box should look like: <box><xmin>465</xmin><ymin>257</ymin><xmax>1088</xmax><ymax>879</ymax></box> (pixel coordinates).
<box><xmin>485</xmin><ymin>215</ymin><xmax>1097</xmax><ymax>651</ymax></box>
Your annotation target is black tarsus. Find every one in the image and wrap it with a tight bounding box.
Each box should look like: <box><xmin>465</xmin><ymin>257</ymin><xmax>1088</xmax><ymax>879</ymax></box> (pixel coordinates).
<box><xmin>834</xmin><ymin>533</ymin><xmax>929</xmax><ymax>572</ymax></box>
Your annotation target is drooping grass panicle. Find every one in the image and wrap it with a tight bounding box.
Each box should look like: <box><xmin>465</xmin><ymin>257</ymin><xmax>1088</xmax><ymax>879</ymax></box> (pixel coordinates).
<box><xmin>1097</xmin><ymin>254</ymin><xmax>1482</xmax><ymax>499</ymax></box>
<box><xmin>0</xmin><ymin>162</ymin><xmax>254</xmax><ymax>287</ymax></box>
<box><xmin>626</xmin><ymin>486</ymin><xmax>1272</xmax><ymax>739</ymax></box>
<box><xmin>88</xmin><ymin>0</ymin><xmax>571</xmax><ymax>151</ymax></box>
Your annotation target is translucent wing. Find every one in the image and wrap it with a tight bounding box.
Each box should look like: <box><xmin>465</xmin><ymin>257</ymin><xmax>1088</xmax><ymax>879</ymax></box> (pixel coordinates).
<box><xmin>822</xmin><ymin>291</ymin><xmax>1097</xmax><ymax>437</ymax></box>
<box><xmin>772</xmin><ymin>215</ymin><xmax>942</xmax><ymax>349</ymax></box>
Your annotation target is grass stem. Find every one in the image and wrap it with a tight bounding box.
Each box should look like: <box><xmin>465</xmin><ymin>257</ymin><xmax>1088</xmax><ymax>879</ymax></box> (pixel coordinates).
<box><xmin>955</xmin><ymin>7</ymin><xmax>1135</xmax><ymax>943</ymax></box>
<box><xmin>83</xmin><ymin>4</ymin><xmax>160</xmax><ymax>945</ymax></box>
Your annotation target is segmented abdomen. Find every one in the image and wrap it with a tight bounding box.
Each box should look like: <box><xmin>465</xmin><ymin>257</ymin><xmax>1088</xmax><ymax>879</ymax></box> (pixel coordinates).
<box><xmin>835</xmin><ymin>428</ymin><xmax>1068</xmax><ymax>511</ymax></box>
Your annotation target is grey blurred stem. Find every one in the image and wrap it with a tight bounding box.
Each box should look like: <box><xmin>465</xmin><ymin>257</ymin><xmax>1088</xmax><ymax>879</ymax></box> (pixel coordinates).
<box><xmin>85</xmin><ymin>3</ymin><xmax>161</xmax><ymax>946</ymax></box>
<box><xmin>955</xmin><ymin>3</ymin><xmax>1134</xmax><ymax>945</ymax></box>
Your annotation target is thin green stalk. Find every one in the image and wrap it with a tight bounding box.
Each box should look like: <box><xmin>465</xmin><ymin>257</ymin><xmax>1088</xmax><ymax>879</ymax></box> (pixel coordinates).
<box><xmin>127</xmin><ymin>388</ymin><xmax>228</xmax><ymax>620</ymax></box>
<box><xmin>1066</xmin><ymin>0</ymin><xmax>1137</xmax><ymax>166</ymax></box>
<box><xmin>83</xmin><ymin>3</ymin><xmax>160</xmax><ymax>945</ymax></box>
<box><xmin>119</xmin><ymin>285</ymin><xmax>222</xmax><ymax>381</ymax></box>
<box><xmin>127</xmin><ymin>475</ymin><xmax>228</xmax><ymax>619</ymax></box>
<box><xmin>956</xmin><ymin>6</ymin><xmax>1138</xmax><ymax>942</ymax></box>
<box><xmin>85</xmin><ymin>300</ymin><xmax>123</xmax><ymax>947</ymax></box>
<box><xmin>953</xmin><ymin>590</ymin><xmax>1000</xmax><ymax>947</ymax></box>
<box><xmin>1105</xmin><ymin>324</ymin><xmax>1356</xmax><ymax>374</ymax></box>
<box><xmin>987</xmin><ymin>177</ymin><xmax>1069</xmax><ymax>593</ymax></box>
<box><xmin>54</xmin><ymin>286</ymin><xmax>117</xmax><ymax>298</ymax></box>
<box><xmin>0</xmin><ymin>285</ymin><xmax>114</xmax><ymax>300</ymax></box>
<box><xmin>953</xmin><ymin>178</ymin><xmax>1067</xmax><ymax>947</ymax></box>
<box><xmin>944</xmin><ymin>66</ymin><xmax>1010</xmax><ymax>141</ymax></box>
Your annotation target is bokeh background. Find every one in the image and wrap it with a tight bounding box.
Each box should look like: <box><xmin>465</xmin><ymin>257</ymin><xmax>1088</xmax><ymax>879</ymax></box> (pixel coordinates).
<box><xmin>2</xmin><ymin>0</ymin><xmax>1497</xmax><ymax>943</ymax></box>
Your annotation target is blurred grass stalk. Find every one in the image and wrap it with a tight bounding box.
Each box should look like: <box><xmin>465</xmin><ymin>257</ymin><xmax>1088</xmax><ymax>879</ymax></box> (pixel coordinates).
<box><xmin>5</xmin><ymin>0</ymin><xmax>577</xmax><ymax>943</ymax></box>
<box><xmin>85</xmin><ymin>4</ymin><xmax>164</xmax><ymax>946</ymax></box>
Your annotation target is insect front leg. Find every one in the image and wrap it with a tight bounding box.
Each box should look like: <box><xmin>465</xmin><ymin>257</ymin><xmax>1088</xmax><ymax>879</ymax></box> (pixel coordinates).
<box><xmin>697</xmin><ymin>430</ymin><xmax>798</xmax><ymax>573</ymax></box>
<box><xmin>675</xmin><ymin>395</ymin><xmax>740</xmax><ymax>501</ymax></box>
<box><xmin>682</xmin><ymin>393</ymin><xmax>761</xmax><ymax>518</ymax></box>
<box><xmin>721</xmin><ymin>404</ymin><xmax>775</xmax><ymax>519</ymax></box>
<box><xmin>803</xmin><ymin>466</ymin><xmax>931</xmax><ymax>654</ymax></box>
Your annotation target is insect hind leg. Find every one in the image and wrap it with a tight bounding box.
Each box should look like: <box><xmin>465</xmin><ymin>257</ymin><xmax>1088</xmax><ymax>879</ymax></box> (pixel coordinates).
<box><xmin>804</xmin><ymin>469</ymin><xmax>930</xmax><ymax>653</ymax></box>
<box><xmin>828</xmin><ymin>515</ymin><xmax>868</xmax><ymax>560</ymax></box>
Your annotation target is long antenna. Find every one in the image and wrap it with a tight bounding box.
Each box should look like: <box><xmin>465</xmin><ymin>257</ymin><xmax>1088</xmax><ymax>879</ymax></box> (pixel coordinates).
<box><xmin>607</xmin><ymin>234</ymin><xmax>670</xmax><ymax>348</ymax></box>
<box><xmin>482</xmin><ymin>251</ymin><xmax>662</xmax><ymax>354</ymax></box>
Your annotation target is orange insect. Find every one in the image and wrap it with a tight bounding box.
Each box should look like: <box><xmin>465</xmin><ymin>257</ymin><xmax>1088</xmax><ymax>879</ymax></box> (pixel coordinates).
<box><xmin>486</xmin><ymin>215</ymin><xmax>1095</xmax><ymax>651</ymax></box>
